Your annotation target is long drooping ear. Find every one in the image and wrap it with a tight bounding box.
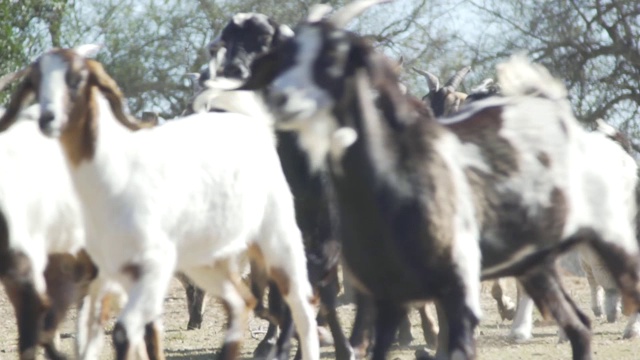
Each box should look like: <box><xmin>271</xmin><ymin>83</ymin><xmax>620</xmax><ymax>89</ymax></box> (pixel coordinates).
<box><xmin>85</xmin><ymin>60</ymin><xmax>151</xmax><ymax>130</ymax></box>
<box><xmin>239</xmin><ymin>51</ymin><xmax>280</xmax><ymax>91</ymax></box>
<box><xmin>0</xmin><ymin>66</ymin><xmax>30</xmax><ymax>91</ymax></box>
<box><xmin>0</xmin><ymin>70</ymin><xmax>35</xmax><ymax>132</ymax></box>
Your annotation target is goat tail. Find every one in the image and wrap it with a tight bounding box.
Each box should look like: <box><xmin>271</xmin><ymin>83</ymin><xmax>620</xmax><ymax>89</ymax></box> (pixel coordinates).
<box><xmin>496</xmin><ymin>54</ymin><xmax>567</xmax><ymax>100</ymax></box>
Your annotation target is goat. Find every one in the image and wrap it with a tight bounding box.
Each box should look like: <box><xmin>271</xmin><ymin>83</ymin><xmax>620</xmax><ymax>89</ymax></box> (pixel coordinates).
<box><xmin>240</xmin><ymin>1</ymin><xmax>640</xmax><ymax>359</ymax></box>
<box><xmin>0</xmin><ymin>103</ymin><xmax>96</xmax><ymax>360</ymax></box>
<box><xmin>464</xmin><ymin>80</ymin><xmax>640</xmax><ymax>342</ymax></box>
<box><xmin>206</xmin><ymin>12</ymin><xmax>354</xmax><ymax>360</ymax></box>
<box><xmin>412</xmin><ymin>66</ymin><xmax>471</xmax><ymax>116</ymax></box>
<box><xmin>0</xmin><ymin>44</ymin><xmax>320</xmax><ymax>360</ymax></box>
<box><xmin>503</xmin><ymin>119</ymin><xmax>640</xmax><ymax>343</ymax></box>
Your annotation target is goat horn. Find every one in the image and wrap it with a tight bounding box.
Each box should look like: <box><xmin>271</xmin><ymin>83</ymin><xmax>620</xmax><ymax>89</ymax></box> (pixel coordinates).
<box><xmin>412</xmin><ymin>67</ymin><xmax>439</xmax><ymax>91</ymax></box>
<box><xmin>444</xmin><ymin>66</ymin><xmax>471</xmax><ymax>90</ymax></box>
<box><xmin>307</xmin><ymin>4</ymin><xmax>333</xmax><ymax>22</ymax></box>
<box><xmin>328</xmin><ymin>0</ymin><xmax>393</xmax><ymax>28</ymax></box>
<box><xmin>0</xmin><ymin>67</ymin><xmax>29</xmax><ymax>92</ymax></box>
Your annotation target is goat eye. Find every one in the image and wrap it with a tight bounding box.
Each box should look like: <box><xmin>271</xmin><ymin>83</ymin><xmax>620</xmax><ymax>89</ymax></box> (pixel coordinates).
<box><xmin>66</xmin><ymin>72</ymin><xmax>82</xmax><ymax>89</ymax></box>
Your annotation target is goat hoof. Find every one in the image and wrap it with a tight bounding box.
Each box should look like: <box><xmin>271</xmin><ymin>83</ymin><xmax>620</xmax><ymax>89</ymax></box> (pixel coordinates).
<box><xmin>253</xmin><ymin>338</ymin><xmax>277</xmax><ymax>359</ymax></box>
<box><xmin>318</xmin><ymin>326</ymin><xmax>334</xmax><ymax>346</ymax></box>
<box><xmin>557</xmin><ymin>329</ymin><xmax>569</xmax><ymax>343</ymax></box>
<box><xmin>623</xmin><ymin>325</ymin><xmax>640</xmax><ymax>339</ymax></box>
<box><xmin>508</xmin><ymin>329</ymin><xmax>532</xmax><ymax>343</ymax></box>
<box><xmin>186</xmin><ymin>320</ymin><xmax>202</xmax><ymax>330</ymax></box>
<box><xmin>415</xmin><ymin>348</ymin><xmax>435</xmax><ymax>360</ymax></box>
<box><xmin>592</xmin><ymin>306</ymin><xmax>603</xmax><ymax>318</ymax></box>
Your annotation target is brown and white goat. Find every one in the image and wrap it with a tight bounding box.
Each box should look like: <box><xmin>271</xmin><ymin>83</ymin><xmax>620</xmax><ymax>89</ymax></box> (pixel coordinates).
<box><xmin>0</xmin><ymin>45</ymin><xmax>320</xmax><ymax>360</ymax></box>
<box><xmin>0</xmin><ymin>102</ymin><xmax>97</xmax><ymax>360</ymax></box>
<box><xmin>240</xmin><ymin>1</ymin><xmax>640</xmax><ymax>359</ymax></box>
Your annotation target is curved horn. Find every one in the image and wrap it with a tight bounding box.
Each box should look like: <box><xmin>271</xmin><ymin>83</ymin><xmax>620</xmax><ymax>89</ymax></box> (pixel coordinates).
<box><xmin>0</xmin><ymin>68</ymin><xmax>34</xmax><ymax>133</ymax></box>
<box><xmin>412</xmin><ymin>67</ymin><xmax>439</xmax><ymax>91</ymax></box>
<box><xmin>0</xmin><ymin>67</ymin><xmax>30</xmax><ymax>92</ymax></box>
<box><xmin>85</xmin><ymin>60</ymin><xmax>152</xmax><ymax>130</ymax></box>
<box><xmin>307</xmin><ymin>4</ymin><xmax>333</xmax><ymax>22</ymax></box>
<box><xmin>328</xmin><ymin>0</ymin><xmax>393</xmax><ymax>28</ymax></box>
<box><xmin>444</xmin><ymin>66</ymin><xmax>471</xmax><ymax>90</ymax></box>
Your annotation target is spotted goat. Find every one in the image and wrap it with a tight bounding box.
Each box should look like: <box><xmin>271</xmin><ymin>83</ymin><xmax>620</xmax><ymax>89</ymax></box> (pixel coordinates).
<box><xmin>240</xmin><ymin>1</ymin><xmax>640</xmax><ymax>359</ymax></box>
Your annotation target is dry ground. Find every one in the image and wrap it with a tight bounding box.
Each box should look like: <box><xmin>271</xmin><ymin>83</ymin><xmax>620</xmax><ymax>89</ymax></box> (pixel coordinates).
<box><xmin>1</xmin><ymin>274</ymin><xmax>640</xmax><ymax>359</ymax></box>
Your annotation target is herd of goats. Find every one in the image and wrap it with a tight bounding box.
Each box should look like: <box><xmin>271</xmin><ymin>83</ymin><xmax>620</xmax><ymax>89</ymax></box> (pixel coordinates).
<box><xmin>1</xmin><ymin>1</ymin><xmax>640</xmax><ymax>359</ymax></box>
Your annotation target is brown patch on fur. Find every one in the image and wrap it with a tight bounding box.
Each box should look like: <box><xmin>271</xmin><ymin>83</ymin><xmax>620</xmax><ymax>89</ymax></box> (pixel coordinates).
<box><xmin>43</xmin><ymin>50</ymin><xmax>154</xmax><ymax>167</ymax></box>
<box><xmin>144</xmin><ymin>322</ymin><xmax>165</xmax><ymax>360</ymax></box>
<box><xmin>219</xmin><ymin>341</ymin><xmax>241</xmax><ymax>360</ymax></box>
<box><xmin>309</xmin><ymin>294</ymin><xmax>320</xmax><ymax>306</ymax></box>
<box><xmin>537</xmin><ymin>151</ymin><xmax>551</xmax><ymax>168</ymax></box>
<box><xmin>270</xmin><ymin>267</ymin><xmax>291</xmax><ymax>296</ymax></box>
<box><xmin>100</xmin><ymin>294</ymin><xmax>113</xmax><ymax>324</ymax></box>
<box><xmin>121</xmin><ymin>263</ymin><xmax>142</xmax><ymax>281</ymax></box>
<box><xmin>58</xmin><ymin>57</ymin><xmax>98</xmax><ymax>167</ymax></box>
<box><xmin>447</xmin><ymin>107</ymin><xmax>519</xmax><ymax>177</ymax></box>
<box><xmin>75</xmin><ymin>249</ymin><xmax>99</xmax><ymax>283</ymax></box>
<box><xmin>547</xmin><ymin>188</ymin><xmax>569</xmax><ymax>239</ymax></box>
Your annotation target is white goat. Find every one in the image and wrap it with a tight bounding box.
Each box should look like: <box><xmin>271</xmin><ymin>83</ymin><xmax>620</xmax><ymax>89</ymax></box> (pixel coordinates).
<box><xmin>0</xmin><ymin>45</ymin><xmax>319</xmax><ymax>360</ymax></box>
<box><xmin>0</xmin><ymin>103</ymin><xmax>93</xmax><ymax>360</ymax></box>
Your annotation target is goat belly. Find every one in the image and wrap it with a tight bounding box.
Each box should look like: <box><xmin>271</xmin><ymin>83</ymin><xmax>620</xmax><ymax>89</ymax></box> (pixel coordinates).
<box><xmin>336</xmin><ymin>199</ymin><xmax>455</xmax><ymax>301</ymax></box>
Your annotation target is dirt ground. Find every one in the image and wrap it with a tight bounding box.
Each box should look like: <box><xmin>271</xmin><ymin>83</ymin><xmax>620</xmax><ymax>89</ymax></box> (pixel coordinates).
<box><xmin>1</xmin><ymin>274</ymin><xmax>640</xmax><ymax>359</ymax></box>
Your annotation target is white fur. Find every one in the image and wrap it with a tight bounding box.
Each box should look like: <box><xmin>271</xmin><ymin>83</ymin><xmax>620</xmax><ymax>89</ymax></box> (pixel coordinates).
<box><xmin>37</xmin><ymin>51</ymin><xmax>319</xmax><ymax>360</ymax></box>
<box><xmin>0</xmin><ymin>108</ymin><xmax>85</xmax><ymax>294</ymax></box>
<box><xmin>503</xmin><ymin>126</ymin><xmax>640</xmax><ymax>342</ymax></box>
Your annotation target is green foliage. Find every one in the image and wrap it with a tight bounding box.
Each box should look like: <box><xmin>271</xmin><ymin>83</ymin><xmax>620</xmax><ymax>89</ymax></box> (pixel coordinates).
<box><xmin>1</xmin><ymin>0</ymin><xmax>636</xmax><ymax>140</ymax></box>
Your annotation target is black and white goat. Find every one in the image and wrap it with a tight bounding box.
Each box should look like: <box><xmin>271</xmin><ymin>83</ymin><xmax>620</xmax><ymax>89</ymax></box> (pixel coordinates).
<box><xmin>240</xmin><ymin>1</ymin><xmax>640</xmax><ymax>359</ymax></box>
<box><xmin>0</xmin><ymin>44</ymin><xmax>320</xmax><ymax>360</ymax></box>
<box><xmin>205</xmin><ymin>12</ymin><xmax>353</xmax><ymax>360</ymax></box>
<box><xmin>412</xmin><ymin>66</ymin><xmax>471</xmax><ymax>116</ymax></box>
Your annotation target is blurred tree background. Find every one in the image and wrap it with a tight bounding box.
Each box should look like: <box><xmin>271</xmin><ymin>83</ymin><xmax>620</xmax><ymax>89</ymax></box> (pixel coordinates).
<box><xmin>0</xmin><ymin>0</ymin><xmax>638</xmax><ymax>137</ymax></box>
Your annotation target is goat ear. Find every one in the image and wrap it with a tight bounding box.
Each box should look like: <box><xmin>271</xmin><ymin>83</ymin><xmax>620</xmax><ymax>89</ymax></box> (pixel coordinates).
<box><xmin>74</xmin><ymin>44</ymin><xmax>102</xmax><ymax>59</ymax></box>
<box><xmin>86</xmin><ymin>60</ymin><xmax>149</xmax><ymax>130</ymax></box>
<box><xmin>0</xmin><ymin>72</ymin><xmax>34</xmax><ymax>132</ymax></box>
<box><xmin>239</xmin><ymin>51</ymin><xmax>279</xmax><ymax>91</ymax></box>
<box><xmin>273</xmin><ymin>24</ymin><xmax>294</xmax><ymax>47</ymax></box>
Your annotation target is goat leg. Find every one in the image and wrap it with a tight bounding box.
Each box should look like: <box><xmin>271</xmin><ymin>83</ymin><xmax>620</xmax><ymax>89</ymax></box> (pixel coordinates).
<box><xmin>318</xmin><ymin>271</ymin><xmax>354</xmax><ymax>360</ymax></box>
<box><xmin>418</xmin><ymin>304</ymin><xmax>439</xmax><ymax>349</ymax></box>
<box><xmin>2</xmin><ymin>251</ymin><xmax>48</xmax><ymax>360</ymax></box>
<box><xmin>519</xmin><ymin>265</ymin><xmax>592</xmax><ymax>360</ymax></box>
<box><xmin>349</xmin><ymin>291</ymin><xmax>375</xmax><ymax>359</ymax></box>
<box><xmin>397</xmin><ymin>312</ymin><xmax>414</xmax><ymax>346</ymax></box>
<box><xmin>253</xmin><ymin>283</ymin><xmax>286</xmax><ymax>359</ymax></box>
<box><xmin>371</xmin><ymin>302</ymin><xmax>405</xmax><ymax>360</ymax></box>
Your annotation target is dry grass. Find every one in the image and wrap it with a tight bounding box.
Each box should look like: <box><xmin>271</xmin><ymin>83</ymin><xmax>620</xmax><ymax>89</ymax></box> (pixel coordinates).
<box><xmin>1</xmin><ymin>274</ymin><xmax>639</xmax><ymax>359</ymax></box>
